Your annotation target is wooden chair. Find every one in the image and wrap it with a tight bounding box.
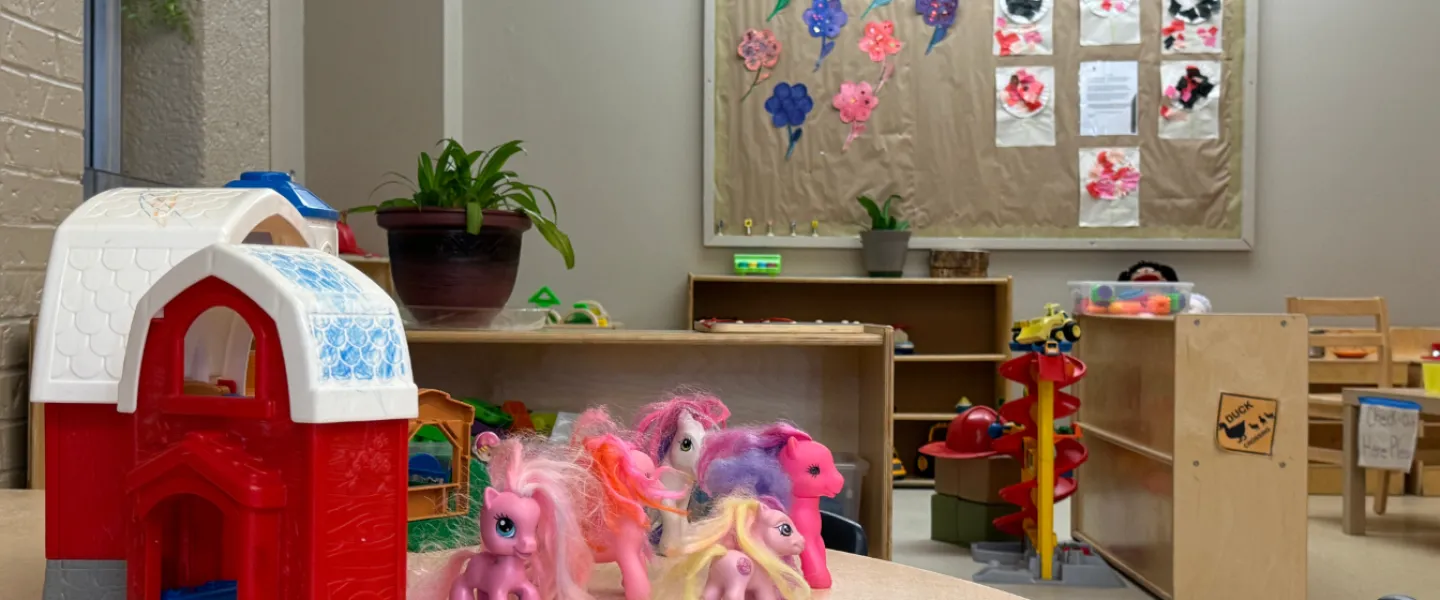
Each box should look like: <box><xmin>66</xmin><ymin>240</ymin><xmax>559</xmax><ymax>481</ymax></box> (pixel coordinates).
<box><xmin>1287</xmin><ymin>297</ymin><xmax>1394</xmax><ymax>515</ymax></box>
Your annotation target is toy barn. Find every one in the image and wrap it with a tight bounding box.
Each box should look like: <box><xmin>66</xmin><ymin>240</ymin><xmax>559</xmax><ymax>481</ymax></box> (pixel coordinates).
<box><xmin>30</xmin><ymin>177</ymin><xmax>418</xmax><ymax>600</ymax></box>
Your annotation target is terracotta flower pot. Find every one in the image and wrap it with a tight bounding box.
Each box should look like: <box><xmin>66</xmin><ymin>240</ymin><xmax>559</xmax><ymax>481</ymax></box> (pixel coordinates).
<box><xmin>860</xmin><ymin>230</ymin><xmax>911</xmax><ymax>277</ymax></box>
<box><xmin>376</xmin><ymin>208</ymin><xmax>532</xmax><ymax>326</ymax></box>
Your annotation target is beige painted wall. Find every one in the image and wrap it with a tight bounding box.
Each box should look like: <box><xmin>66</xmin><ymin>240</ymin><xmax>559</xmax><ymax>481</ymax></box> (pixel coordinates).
<box><xmin>443</xmin><ymin>0</ymin><xmax>1440</xmax><ymax>330</ymax></box>
<box><xmin>303</xmin><ymin>0</ymin><xmax>444</xmax><ymax>255</ymax></box>
<box><xmin>0</xmin><ymin>0</ymin><xmax>84</xmax><ymax>487</ymax></box>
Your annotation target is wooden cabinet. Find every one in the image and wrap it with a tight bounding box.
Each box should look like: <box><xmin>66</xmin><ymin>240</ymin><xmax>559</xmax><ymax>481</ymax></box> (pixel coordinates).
<box><xmin>688</xmin><ymin>275</ymin><xmax>1011</xmax><ymax>488</ymax></box>
<box><xmin>1071</xmin><ymin>314</ymin><xmax>1307</xmax><ymax>600</ymax></box>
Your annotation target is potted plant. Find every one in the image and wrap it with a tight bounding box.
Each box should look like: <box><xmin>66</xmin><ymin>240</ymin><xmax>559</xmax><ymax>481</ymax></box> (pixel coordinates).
<box><xmin>857</xmin><ymin>194</ymin><xmax>910</xmax><ymax>277</ymax></box>
<box><xmin>352</xmin><ymin>139</ymin><xmax>574</xmax><ymax>324</ymax></box>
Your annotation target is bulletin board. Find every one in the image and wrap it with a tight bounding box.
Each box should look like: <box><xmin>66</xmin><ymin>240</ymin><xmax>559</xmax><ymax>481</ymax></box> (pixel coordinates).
<box><xmin>703</xmin><ymin>0</ymin><xmax>1258</xmax><ymax>250</ymax></box>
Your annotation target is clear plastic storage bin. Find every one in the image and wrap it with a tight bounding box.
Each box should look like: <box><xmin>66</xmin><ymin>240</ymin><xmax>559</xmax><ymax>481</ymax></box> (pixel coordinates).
<box><xmin>819</xmin><ymin>452</ymin><xmax>869</xmax><ymax>522</ymax></box>
<box><xmin>1069</xmin><ymin>280</ymin><xmax>1194</xmax><ymax>317</ymax></box>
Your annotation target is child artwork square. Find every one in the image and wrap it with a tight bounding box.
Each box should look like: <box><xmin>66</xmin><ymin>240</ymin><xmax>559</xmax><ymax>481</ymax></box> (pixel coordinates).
<box><xmin>1161</xmin><ymin>0</ymin><xmax>1223</xmax><ymax>55</ymax></box>
<box><xmin>995</xmin><ymin>66</ymin><xmax>1056</xmax><ymax>147</ymax></box>
<box><xmin>1078</xmin><ymin>148</ymin><xmax>1141</xmax><ymax>228</ymax></box>
<box><xmin>993</xmin><ymin>0</ymin><xmax>1053</xmax><ymax>56</ymax></box>
<box><xmin>1080</xmin><ymin>0</ymin><xmax>1140</xmax><ymax>46</ymax></box>
<box><xmin>1158</xmin><ymin>61</ymin><xmax>1221</xmax><ymax>140</ymax></box>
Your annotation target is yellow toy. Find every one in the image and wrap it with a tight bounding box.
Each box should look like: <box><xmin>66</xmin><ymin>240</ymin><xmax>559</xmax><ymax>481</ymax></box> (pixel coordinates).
<box><xmin>1011</xmin><ymin>302</ymin><xmax>1081</xmax><ymax>346</ymax></box>
<box><xmin>657</xmin><ymin>495</ymin><xmax>811</xmax><ymax>600</ymax></box>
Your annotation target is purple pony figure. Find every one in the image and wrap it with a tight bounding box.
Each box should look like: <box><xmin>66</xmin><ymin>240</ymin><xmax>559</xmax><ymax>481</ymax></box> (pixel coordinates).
<box><xmin>696</xmin><ymin>423</ymin><xmax>845</xmax><ymax>590</ymax></box>
<box><xmin>633</xmin><ymin>393</ymin><xmax>730</xmax><ymax>555</ymax></box>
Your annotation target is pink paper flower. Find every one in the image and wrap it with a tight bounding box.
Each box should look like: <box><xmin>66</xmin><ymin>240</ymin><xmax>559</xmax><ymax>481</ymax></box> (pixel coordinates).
<box><xmin>1198</xmin><ymin>26</ymin><xmax>1219</xmax><ymax>47</ymax></box>
<box><xmin>1086</xmin><ymin>150</ymin><xmax>1141</xmax><ymax>200</ymax></box>
<box><xmin>738</xmin><ymin>29</ymin><xmax>782</xmax><ymax>71</ymax></box>
<box><xmin>833</xmin><ymin>81</ymin><xmax>879</xmax><ymax>123</ymax></box>
<box><xmin>1004</xmin><ymin>70</ymin><xmax>1045</xmax><ymax>113</ymax></box>
<box><xmin>859</xmin><ymin>20</ymin><xmax>903</xmax><ymax>62</ymax></box>
<box><xmin>1022</xmin><ymin>30</ymin><xmax>1043</xmax><ymax>45</ymax></box>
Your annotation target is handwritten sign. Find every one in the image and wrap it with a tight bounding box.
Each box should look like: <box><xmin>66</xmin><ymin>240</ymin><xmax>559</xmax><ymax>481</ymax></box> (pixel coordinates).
<box><xmin>1214</xmin><ymin>393</ymin><xmax>1279</xmax><ymax>456</ymax></box>
<box><xmin>1357</xmin><ymin>397</ymin><xmax>1421</xmax><ymax>473</ymax></box>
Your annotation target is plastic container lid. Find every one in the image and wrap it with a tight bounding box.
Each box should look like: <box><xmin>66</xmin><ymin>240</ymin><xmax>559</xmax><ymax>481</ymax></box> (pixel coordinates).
<box><xmin>225</xmin><ymin>171</ymin><xmax>340</xmax><ymax>221</ymax></box>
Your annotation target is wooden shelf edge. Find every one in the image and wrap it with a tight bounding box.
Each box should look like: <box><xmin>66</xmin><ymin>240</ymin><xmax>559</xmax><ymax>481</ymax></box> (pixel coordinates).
<box><xmin>690</xmin><ymin>274</ymin><xmax>1012</xmax><ymax>286</ymax></box>
<box><xmin>893</xmin><ymin>478</ymin><xmax>936</xmax><ymax>489</ymax></box>
<box><xmin>895</xmin><ymin>353</ymin><xmax>1008</xmax><ymax>363</ymax></box>
<box><xmin>894</xmin><ymin>412</ymin><xmax>959</xmax><ymax>421</ymax></box>
<box><xmin>1078</xmin><ymin>423</ymin><xmax>1175</xmax><ymax>465</ymax></box>
<box><xmin>1072</xmin><ymin>531</ymin><xmax>1172</xmax><ymax>600</ymax></box>
<box><xmin>406</xmin><ymin>328</ymin><xmax>886</xmax><ymax>347</ymax></box>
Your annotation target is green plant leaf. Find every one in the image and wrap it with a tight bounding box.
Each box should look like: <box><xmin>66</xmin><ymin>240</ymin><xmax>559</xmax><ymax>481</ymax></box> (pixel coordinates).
<box><xmin>896</xmin><ymin>220</ymin><xmax>910</xmax><ymax>231</ymax></box>
<box><xmin>379</xmin><ymin>198</ymin><xmax>419</xmax><ymax>209</ymax></box>
<box><xmin>348</xmin><ymin>205</ymin><xmax>379</xmax><ymax>214</ymax></box>
<box><xmin>417</xmin><ymin>152</ymin><xmax>435</xmax><ymax>193</ymax></box>
<box><xmin>529</xmin><ymin>216</ymin><xmax>576</xmax><ymax>269</ymax></box>
<box><xmin>465</xmin><ymin>203</ymin><xmax>484</xmax><ymax>235</ymax></box>
<box><xmin>477</xmin><ymin>141</ymin><xmax>526</xmax><ymax>188</ymax></box>
<box><xmin>857</xmin><ymin>195</ymin><xmax>884</xmax><ymax>229</ymax></box>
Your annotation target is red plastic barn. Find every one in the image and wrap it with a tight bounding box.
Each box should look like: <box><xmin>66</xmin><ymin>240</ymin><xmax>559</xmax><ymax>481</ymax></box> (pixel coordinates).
<box><xmin>30</xmin><ymin>185</ymin><xmax>417</xmax><ymax>600</ymax></box>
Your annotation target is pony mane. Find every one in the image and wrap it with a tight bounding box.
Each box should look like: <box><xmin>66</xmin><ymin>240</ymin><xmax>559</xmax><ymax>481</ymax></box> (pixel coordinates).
<box><xmin>660</xmin><ymin>495</ymin><xmax>810</xmax><ymax>600</ymax></box>
<box><xmin>571</xmin><ymin>408</ymin><xmax>686</xmax><ymax>540</ymax></box>
<box><xmin>695</xmin><ymin>423</ymin><xmax>812</xmax><ymax>506</ymax></box>
<box><xmin>490</xmin><ymin>436</ymin><xmax>597</xmax><ymax>600</ymax></box>
<box><xmin>633</xmin><ymin>393</ymin><xmax>731</xmax><ymax>463</ymax></box>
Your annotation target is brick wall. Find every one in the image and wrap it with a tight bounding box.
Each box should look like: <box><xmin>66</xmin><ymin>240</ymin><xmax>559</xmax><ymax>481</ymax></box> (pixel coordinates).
<box><xmin>0</xmin><ymin>0</ymin><xmax>84</xmax><ymax>488</ymax></box>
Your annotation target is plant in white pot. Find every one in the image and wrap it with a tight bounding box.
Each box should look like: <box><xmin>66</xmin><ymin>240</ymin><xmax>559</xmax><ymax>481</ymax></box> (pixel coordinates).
<box><xmin>857</xmin><ymin>194</ymin><xmax>911</xmax><ymax>277</ymax></box>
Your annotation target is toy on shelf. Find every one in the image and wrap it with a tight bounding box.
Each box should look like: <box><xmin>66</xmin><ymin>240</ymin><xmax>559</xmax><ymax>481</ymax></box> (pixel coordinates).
<box><xmin>439</xmin><ymin>436</ymin><xmax>593</xmax><ymax>600</ymax></box>
<box><xmin>734</xmin><ymin>253</ymin><xmax>783</xmax><ymax>276</ymax></box>
<box><xmin>633</xmin><ymin>394</ymin><xmax>732</xmax><ymax>555</ymax></box>
<box><xmin>694</xmin><ymin>318</ymin><xmax>868</xmax><ymax>334</ymax></box>
<box><xmin>1071</xmin><ymin>260</ymin><xmax>1212</xmax><ymax>317</ymax></box>
<box><xmin>573</xmin><ymin>408</ymin><xmax>688</xmax><ymax>600</ymax></box>
<box><xmin>964</xmin><ymin>304</ymin><xmax>1123</xmax><ymax>588</ymax></box>
<box><xmin>408</xmin><ymin>389</ymin><xmax>476</xmax><ymax>521</ymax></box>
<box><xmin>656</xmin><ymin>495</ymin><xmax>810</xmax><ymax>600</ymax></box>
<box><xmin>529</xmin><ymin>286</ymin><xmax>620</xmax><ymax>328</ymax></box>
<box><xmin>893</xmin><ymin>325</ymin><xmax>915</xmax><ymax>354</ymax></box>
<box><xmin>891</xmin><ymin>448</ymin><xmax>908</xmax><ymax>478</ymax></box>
<box><xmin>697</xmin><ymin>424</ymin><xmax>845</xmax><ymax>589</ymax></box>
<box><xmin>1011</xmin><ymin>303</ymin><xmax>1081</xmax><ymax>347</ymax></box>
<box><xmin>29</xmin><ymin>178</ymin><xmax>423</xmax><ymax>598</ymax></box>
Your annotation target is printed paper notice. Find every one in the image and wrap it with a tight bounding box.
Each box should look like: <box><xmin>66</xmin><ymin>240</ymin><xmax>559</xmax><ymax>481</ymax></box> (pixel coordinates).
<box><xmin>1078</xmin><ymin>61</ymin><xmax>1138</xmax><ymax>137</ymax></box>
<box><xmin>1358</xmin><ymin>398</ymin><xmax>1421</xmax><ymax>473</ymax></box>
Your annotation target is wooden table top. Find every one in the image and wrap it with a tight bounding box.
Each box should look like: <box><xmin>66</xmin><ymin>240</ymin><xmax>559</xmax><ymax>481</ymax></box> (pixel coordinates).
<box><xmin>1</xmin><ymin>490</ymin><xmax>1020</xmax><ymax>600</ymax></box>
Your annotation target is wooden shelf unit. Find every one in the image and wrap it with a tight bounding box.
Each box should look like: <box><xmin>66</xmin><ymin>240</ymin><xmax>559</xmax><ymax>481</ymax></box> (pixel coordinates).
<box><xmin>407</xmin><ymin>325</ymin><xmax>895</xmax><ymax>559</ymax></box>
<box><xmin>688</xmin><ymin>274</ymin><xmax>1011</xmax><ymax>490</ymax></box>
<box><xmin>1071</xmin><ymin>314</ymin><xmax>1307</xmax><ymax>600</ymax></box>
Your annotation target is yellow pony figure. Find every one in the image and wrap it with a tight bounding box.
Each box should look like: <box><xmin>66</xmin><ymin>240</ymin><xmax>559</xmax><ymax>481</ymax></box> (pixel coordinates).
<box><xmin>658</xmin><ymin>495</ymin><xmax>811</xmax><ymax>600</ymax></box>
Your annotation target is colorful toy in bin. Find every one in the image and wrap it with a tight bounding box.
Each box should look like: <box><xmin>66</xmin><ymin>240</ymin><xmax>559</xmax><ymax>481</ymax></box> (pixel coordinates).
<box><xmin>734</xmin><ymin>253</ymin><xmax>783</xmax><ymax>275</ymax></box>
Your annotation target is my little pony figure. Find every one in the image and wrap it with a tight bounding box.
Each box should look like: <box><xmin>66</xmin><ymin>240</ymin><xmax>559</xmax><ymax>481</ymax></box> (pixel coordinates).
<box><xmin>633</xmin><ymin>393</ymin><xmax>731</xmax><ymax>554</ymax></box>
<box><xmin>441</xmin><ymin>435</ymin><xmax>595</xmax><ymax>600</ymax></box>
<box><xmin>657</xmin><ymin>495</ymin><xmax>810</xmax><ymax>600</ymax></box>
<box><xmin>572</xmin><ymin>408</ymin><xmax>688</xmax><ymax>600</ymax></box>
<box><xmin>696</xmin><ymin>424</ymin><xmax>845</xmax><ymax>589</ymax></box>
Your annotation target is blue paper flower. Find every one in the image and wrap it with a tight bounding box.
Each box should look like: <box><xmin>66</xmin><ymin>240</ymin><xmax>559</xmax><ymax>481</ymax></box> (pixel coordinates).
<box><xmin>764</xmin><ymin>83</ymin><xmax>815</xmax><ymax>160</ymax></box>
<box><xmin>803</xmin><ymin>0</ymin><xmax>848</xmax><ymax>71</ymax></box>
<box><xmin>915</xmin><ymin>0</ymin><xmax>958</xmax><ymax>54</ymax></box>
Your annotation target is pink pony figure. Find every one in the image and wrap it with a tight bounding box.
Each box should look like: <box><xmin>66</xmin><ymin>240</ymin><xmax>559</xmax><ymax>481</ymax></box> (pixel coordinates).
<box><xmin>696</xmin><ymin>423</ymin><xmax>845</xmax><ymax>589</ymax></box>
<box><xmin>633</xmin><ymin>393</ymin><xmax>731</xmax><ymax>554</ymax></box>
<box><xmin>656</xmin><ymin>495</ymin><xmax>810</xmax><ymax>600</ymax></box>
<box><xmin>441</xmin><ymin>435</ymin><xmax>595</xmax><ymax>600</ymax></box>
<box><xmin>572</xmin><ymin>408</ymin><xmax>688</xmax><ymax>600</ymax></box>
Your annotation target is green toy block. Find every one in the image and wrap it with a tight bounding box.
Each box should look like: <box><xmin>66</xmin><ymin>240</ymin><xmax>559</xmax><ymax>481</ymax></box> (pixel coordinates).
<box><xmin>459</xmin><ymin>397</ymin><xmax>513</xmax><ymax>429</ymax></box>
<box><xmin>733</xmin><ymin>254</ymin><xmax>782</xmax><ymax>276</ymax></box>
<box><xmin>528</xmin><ymin>286</ymin><xmax>561</xmax><ymax>308</ymax></box>
<box><xmin>408</xmin><ymin>459</ymin><xmax>492</xmax><ymax>552</ymax></box>
<box><xmin>929</xmin><ymin>493</ymin><xmax>1018</xmax><ymax>547</ymax></box>
<box><xmin>411</xmin><ymin>424</ymin><xmax>447</xmax><ymax>443</ymax></box>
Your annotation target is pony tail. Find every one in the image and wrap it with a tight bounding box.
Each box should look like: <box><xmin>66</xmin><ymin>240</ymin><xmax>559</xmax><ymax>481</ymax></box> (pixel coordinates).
<box><xmin>733</xmin><ymin>501</ymin><xmax>810</xmax><ymax>600</ymax></box>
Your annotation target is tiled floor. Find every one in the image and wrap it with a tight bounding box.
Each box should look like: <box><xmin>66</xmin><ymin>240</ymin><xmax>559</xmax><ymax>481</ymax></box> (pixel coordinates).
<box><xmin>891</xmin><ymin>489</ymin><xmax>1440</xmax><ymax>600</ymax></box>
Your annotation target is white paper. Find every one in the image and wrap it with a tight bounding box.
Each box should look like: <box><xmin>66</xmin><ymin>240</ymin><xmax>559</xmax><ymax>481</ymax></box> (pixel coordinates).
<box><xmin>1078</xmin><ymin>148</ymin><xmax>1141</xmax><ymax>228</ymax></box>
<box><xmin>1161</xmin><ymin>0</ymin><xmax>1223</xmax><ymax>55</ymax></box>
<box><xmin>1158</xmin><ymin>61</ymin><xmax>1221</xmax><ymax>140</ymax></box>
<box><xmin>1080</xmin><ymin>0</ymin><xmax>1140</xmax><ymax>46</ymax></box>
<box><xmin>1358</xmin><ymin>400</ymin><xmax>1420</xmax><ymax>473</ymax></box>
<box><xmin>993</xmin><ymin>0</ymin><xmax>1053</xmax><ymax>56</ymax></box>
<box><xmin>1079</xmin><ymin>61</ymin><xmax>1138</xmax><ymax>137</ymax></box>
<box><xmin>995</xmin><ymin>66</ymin><xmax>1055</xmax><ymax>148</ymax></box>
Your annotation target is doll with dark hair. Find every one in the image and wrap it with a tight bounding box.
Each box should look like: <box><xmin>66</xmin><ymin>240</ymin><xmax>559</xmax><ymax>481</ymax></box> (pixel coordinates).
<box><xmin>1117</xmin><ymin>261</ymin><xmax>1211</xmax><ymax>313</ymax></box>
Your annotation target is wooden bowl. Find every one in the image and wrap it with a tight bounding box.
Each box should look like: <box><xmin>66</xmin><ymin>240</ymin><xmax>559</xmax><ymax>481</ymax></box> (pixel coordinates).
<box><xmin>1333</xmin><ymin>348</ymin><xmax>1371</xmax><ymax>359</ymax></box>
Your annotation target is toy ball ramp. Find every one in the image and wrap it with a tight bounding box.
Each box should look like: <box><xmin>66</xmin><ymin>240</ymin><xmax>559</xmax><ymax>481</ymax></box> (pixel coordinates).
<box><xmin>993</xmin><ymin>352</ymin><xmax>1087</xmax><ymax>540</ymax></box>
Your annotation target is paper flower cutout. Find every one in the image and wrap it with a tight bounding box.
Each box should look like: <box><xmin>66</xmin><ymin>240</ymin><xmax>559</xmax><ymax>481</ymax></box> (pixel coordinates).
<box><xmin>765</xmin><ymin>83</ymin><xmax>815</xmax><ymax>160</ymax></box>
<box><xmin>767</xmin><ymin>0</ymin><xmax>793</xmax><ymax>21</ymax></box>
<box><xmin>1087</xmin><ymin>0</ymin><xmax>1131</xmax><ymax>15</ymax></box>
<box><xmin>833</xmin><ymin>81</ymin><xmax>879</xmax><ymax>151</ymax></box>
<box><xmin>1002</xmin><ymin>69</ymin><xmax>1047</xmax><ymax>116</ymax></box>
<box><xmin>995</xmin><ymin>17</ymin><xmax>1045</xmax><ymax>56</ymax></box>
<box><xmin>859</xmin><ymin>0</ymin><xmax>893</xmax><ymax>20</ymax></box>
<box><xmin>1198</xmin><ymin>25</ymin><xmax>1220</xmax><ymax>47</ymax></box>
<box><xmin>1086</xmin><ymin>150</ymin><xmax>1141</xmax><ymax>201</ymax></box>
<box><xmin>1004</xmin><ymin>0</ymin><xmax>1049</xmax><ymax>23</ymax></box>
<box><xmin>1168</xmin><ymin>0</ymin><xmax>1219</xmax><ymax>24</ymax></box>
<box><xmin>804</xmin><ymin>0</ymin><xmax>849</xmax><ymax>72</ymax></box>
<box><xmin>916</xmin><ymin>0</ymin><xmax>958</xmax><ymax>55</ymax></box>
<box><xmin>738</xmin><ymin>29</ymin><xmax>783</xmax><ymax>101</ymax></box>
<box><xmin>1160</xmin><ymin>66</ymin><xmax>1214</xmax><ymax>120</ymax></box>
<box><xmin>859</xmin><ymin>20</ymin><xmax>903</xmax><ymax>90</ymax></box>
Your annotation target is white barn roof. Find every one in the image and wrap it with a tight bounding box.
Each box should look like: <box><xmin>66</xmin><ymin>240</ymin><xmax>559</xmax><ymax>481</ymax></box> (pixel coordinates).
<box><xmin>117</xmin><ymin>244</ymin><xmax>417</xmax><ymax>424</ymax></box>
<box><xmin>31</xmin><ymin>187</ymin><xmax>319</xmax><ymax>405</ymax></box>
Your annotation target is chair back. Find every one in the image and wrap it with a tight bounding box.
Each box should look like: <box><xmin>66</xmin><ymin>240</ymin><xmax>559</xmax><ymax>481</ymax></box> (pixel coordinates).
<box><xmin>819</xmin><ymin>510</ymin><xmax>868</xmax><ymax>556</ymax></box>
<box><xmin>1286</xmin><ymin>297</ymin><xmax>1391</xmax><ymax>388</ymax></box>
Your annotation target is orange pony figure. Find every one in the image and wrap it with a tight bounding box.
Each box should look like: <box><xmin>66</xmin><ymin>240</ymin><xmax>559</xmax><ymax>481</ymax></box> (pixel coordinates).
<box><xmin>571</xmin><ymin>408</ymin><xmax>688</xmax><ymax>600</ymax></box>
